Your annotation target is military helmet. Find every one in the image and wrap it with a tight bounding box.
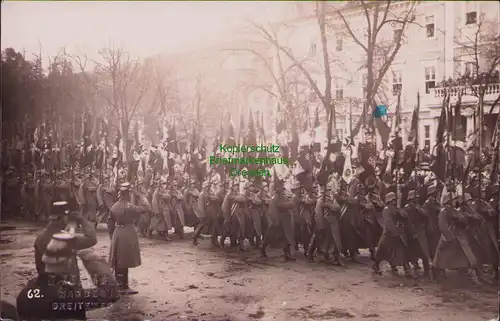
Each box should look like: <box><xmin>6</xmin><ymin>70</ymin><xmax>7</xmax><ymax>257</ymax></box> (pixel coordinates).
<box><xmin>385</xmin><ymin>192</ymin><xmax>396</xmax><ymax>203</ymax></box>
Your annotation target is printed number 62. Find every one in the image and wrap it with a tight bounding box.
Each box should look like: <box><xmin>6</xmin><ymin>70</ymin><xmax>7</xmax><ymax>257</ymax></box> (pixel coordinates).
<box><xmin>27</xmin><ymin>289</ymin><xmax>41</xmax><ymax>299</ymax></box>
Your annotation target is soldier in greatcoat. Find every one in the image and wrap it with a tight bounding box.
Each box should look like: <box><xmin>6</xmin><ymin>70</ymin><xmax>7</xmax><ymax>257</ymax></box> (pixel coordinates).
<box><xmin>192</xmin><ymin>181</ymin><xmax>210</xmax><ymax>245</ymax></box>
<box><xmin>148</xmin><ymin>181</ymin><xmax>173</xmax><ymax>241</ymax></box>
<box><xmin>307</xmin><ymin>184</ymin><xmax>343</xmax><ymax>265</ymax></box>
<box><xmin>403</xmin><ymin>190</ymin><xmax>431</xmax><ymax>276</ymax></box>
<box><xmin>372</xmin><ymin>192</ymin><xmax>411</xmax><ymax>277</ymax></box>
<box><xmin>170</xmin><ymin>180</ymin><xmax>187</xmax><ymax>239</ymax></box>
<box><xmin>422</xmin><ymin>185</ymin><xmax>441</xmax><ymax>259</ymax></box>
<box><xmin>219</xmin><ymin>181</ymin><xmax>240</xmax><ymax>248</ymax></box>
<box><xmin>108</xmin><ymin>182</ymin><xmax>151</xmax><ymax>295</ymax></box>
<box><xmin>260</xmin><ymin>169</ymin><xmax>296</xmax><ymax>261</ymax></box>
<box><xmin>469</xmin><ymin>192</ymin><xmax>499</xmax><ymax>281</ymax></box>
<box><xmin>432</xmin><ymin>192</ymin><xmax>480</xmax><ymax>283</ymax></box>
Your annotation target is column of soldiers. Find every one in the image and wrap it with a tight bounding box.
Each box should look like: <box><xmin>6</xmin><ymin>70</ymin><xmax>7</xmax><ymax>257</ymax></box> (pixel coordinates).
<box><xmin>3</xmin><ymin>135</ymin><xmax>499</xmax><ymax>285</ymax></box>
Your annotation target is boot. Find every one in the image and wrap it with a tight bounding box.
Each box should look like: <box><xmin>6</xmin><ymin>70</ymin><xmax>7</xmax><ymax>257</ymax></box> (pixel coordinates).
<box><xmin>121</xmin><ymin>269</ymin><xmax>138</xmax><ymax>295</ymax></box>
<box><xmin>192</xmin><ymin>224</ymin><xmax>204</xmax><ymax>245</ymax></box>
<box><xmin>238</xmin><ymin>236</ymin><xmax>245</xmax><ymax>252</ymax></box>
<box><xmin>307</xmin><ymin>234</ymin><xmax>317</xmax><ymax>262</ymax></box>
<box><xmin>260</xmin><ymin>243</ymin><xmax>268</xmax><ymax>258</ymax></box>
<box><xmin>372</xmin><ymin>261</ymin><xmax>382</xmax><ymax>275</ymax></box>
<box><xmin>369</xmin><ymin>248</ymin><xmax>376</xmax><ymax>261</ymax></box>
<box><xmin>422</xmin><ymin>260</ymin><xmax>430</xmax><ymax>278</ymax></box>
<box><xmin>403</xmin><ymin>263</ymin><xmax>413</xmax><ymax>278</ymax></box>
<box><xmin>332</xmin><ymin>251</ymin><xmax>345</xmax><ymax>267</ymax></box>
<box><xmin>284</xmin><ymin>246</ymin><xmax>296</xmax><ymax>262</ymax></box>
<box><xmin>219</xmin><ymin>235</ymin><xmax>227</xmax><ymax>248</ymax></box>
<box><xmin>390</xmin><ymin>266</ymin><xmax>399</xmax><ymax>276</ymax></box>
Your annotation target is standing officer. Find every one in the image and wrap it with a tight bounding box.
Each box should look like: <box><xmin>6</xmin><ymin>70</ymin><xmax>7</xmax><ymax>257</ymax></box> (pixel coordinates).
<box><xmin>108</xmin><ymin>182</ymin><xmax>151</xmax><ymax>295</ymax></box>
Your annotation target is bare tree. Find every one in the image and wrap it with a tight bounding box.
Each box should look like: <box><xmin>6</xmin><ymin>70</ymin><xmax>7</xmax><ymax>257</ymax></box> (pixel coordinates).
<box><xmin>75</xmin><ymin>43</ymin><xmax>152</xmax><ymax>161</ymax></box>
<box><xmin>227</xmin><ymin>0</ymin><xmax>338</xmax><ymax>148</ymax></box>
<box><xmin>454</xmin><ymin>15</ymin><xmax>500</xmax><ymax>149</ymax></box>
<box><xmin>336</xmin><ymin>0</ymin><xmax>417</xmax><ymax>123</ymax></box>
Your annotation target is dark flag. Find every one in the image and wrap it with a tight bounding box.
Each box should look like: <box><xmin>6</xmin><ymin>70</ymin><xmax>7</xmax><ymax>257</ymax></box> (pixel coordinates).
<box><xmin>431</xmin><ymin>94</ymin><xmax>450</xmax><ymax>182</ymax></box>
<box><xmin>289</xmin><ymin>120</ymin><xmax>299</xmax><ymax>164</ymax></box>
<box><xmin>490</xmin><ymin>113</ymin><xmax>500</xmax><ymax>184</ymax></box>
<box><xmin>450</xmin><ymin>94</ymin><xmax>466</xmax><ymax>180</ymax></box>
<box><xmin>167</xmin><ymin>121</ymin><xmax>178</xmax><ymax>154</ymax></box>
<box><xmin>246</xmin><ymin>111</ymin><xmax>258</xmax><ymax>175</ymax></box>
<box><xmin>81</xmin><ymin>111</ymin><xmax>93</xmax><ymax>168</ymax></box>
<box><xmin>314</xmin><ymin>106</ymin><xmax>320</xmax><ymax>128</ymax></box>
<box><xmin>402</xmin><ymin>93</ymin><xmax>419</xmax><ymax>179</ymax></box>
<box><xmin>246</xmin><ymin>110</ymin><xmax>257</xmax><ymax>146</ymax></box>
<box><xmin>95</xmin><ymin>118</ymin><xmax>108</xmax><ymax>170</ymax></box>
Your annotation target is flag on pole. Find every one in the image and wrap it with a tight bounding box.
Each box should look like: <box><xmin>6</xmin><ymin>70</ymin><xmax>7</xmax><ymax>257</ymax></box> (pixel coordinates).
<box><xmin>342</xmin><ymin>148</ymin><xmax>353</xmax><ymax>184</ymax></box>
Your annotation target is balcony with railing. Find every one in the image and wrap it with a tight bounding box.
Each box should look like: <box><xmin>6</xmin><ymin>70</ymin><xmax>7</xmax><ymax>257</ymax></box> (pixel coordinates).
<box><xmin>428</xmin><ymin>81</ymin><xmax>500</xmax><ymax>107</ymax></box>
<box><xmin>432</xmin><ymin>82</ymin><xmax>500</xmax><ymax>98</ymax></box>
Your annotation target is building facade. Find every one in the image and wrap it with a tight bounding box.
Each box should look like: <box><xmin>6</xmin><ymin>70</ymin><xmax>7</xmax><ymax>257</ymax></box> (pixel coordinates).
<box><xmin>271</xmin><ymin>1</ymin><xmax>500</xmax><ymax>149</ymax></box>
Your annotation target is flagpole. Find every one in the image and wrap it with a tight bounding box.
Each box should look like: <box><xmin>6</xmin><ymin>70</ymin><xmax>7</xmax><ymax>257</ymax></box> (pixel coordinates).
<box><xmin>349</xmin><ymin>98</ymin><xmax>353</xmax><ymax>140</ymax></box>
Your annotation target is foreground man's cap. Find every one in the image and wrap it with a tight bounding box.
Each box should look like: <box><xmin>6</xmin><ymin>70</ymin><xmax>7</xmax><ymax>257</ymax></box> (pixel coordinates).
<box><xmin>52</xmin><ymin>231</ymin><xmax>76</xmax><ymax>241</ymax></box>
<box><xmin>50</xmin><ymin>201</ymin><xmax>70</xmax><ymax>218</ymax></box>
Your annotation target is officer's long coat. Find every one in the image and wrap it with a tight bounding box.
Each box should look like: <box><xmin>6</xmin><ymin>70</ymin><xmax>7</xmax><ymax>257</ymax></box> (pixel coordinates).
<box><xmin>108</xmin><ymin>197</ymin><xmax>150</xmax><ymax>269</ymax></box>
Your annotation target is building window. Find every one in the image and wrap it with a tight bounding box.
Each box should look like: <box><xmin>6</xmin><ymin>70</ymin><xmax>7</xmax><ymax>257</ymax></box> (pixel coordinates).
<box><xmin>392</xmin><ymin>70</ymin><xmax>403</xmax><ymax>96</ymax></box>
<box><xmin>424</xmin><ymin>140</ymin><xmax>430</xmax><ymax>150</ymax></box>
<box><xmin>424</xmin><ymin>125</ymin><xmax>430</xmax><ymax>138</ymax></box>
<box><xmin>335</xmin><ymin>129</ymin><xmax>344</xmax><ymax>141</ymax></box>
<box><xmin>362</xmin><ymin>73</ymin><xmax>368</xmax><ymax>98</ymax></box>
<box><xmin>393</xmin><ymin>29</ymin><xmax>403</xmax><ymax>42</ymax></box>
<box><xmin>464</xmin><ymin>61</ymin><xmax>477</xmax><ymax>78</ymax></box>
<box><xmin>425</xmin><ymin>66</ymin><xmax>436</xmax><ymax>94</ymax></box>
<box><xmin>465</xmin><ymin>11</ymin><xmax>477</xmax><ymax>25</ymax></box>
<box><xmin>425</xmin><ymin>16</ymin><xmax>435</xmax><ymax>38</ymax></box>
<box><xmin>309</xmin><ymin>43</ymin><xmax>317</xmax><ymax>57</ymax></box>
<box><xmin>336</xmin><ymin>37</ymin><xmax>343</xmax><ymax>52</ymax></box>
<box><xmin>335</xmin><ymin>89</ymin><xmax>344</xmax><ymax>100</ymax></box>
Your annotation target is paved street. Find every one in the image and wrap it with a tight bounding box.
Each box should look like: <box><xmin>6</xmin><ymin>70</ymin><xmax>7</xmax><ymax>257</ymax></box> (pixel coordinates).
<box><xmin>1</xmin><ymin>223</ymin><xmax>497</xmax><ymax>321</ymax></box>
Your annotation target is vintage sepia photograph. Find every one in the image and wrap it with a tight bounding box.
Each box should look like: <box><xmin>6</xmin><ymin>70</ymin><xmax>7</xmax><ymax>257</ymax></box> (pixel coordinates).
<box><xmin>1</xmin><ymin>1</ymin><xmax>499</xmax><ymax>320</ymax></box>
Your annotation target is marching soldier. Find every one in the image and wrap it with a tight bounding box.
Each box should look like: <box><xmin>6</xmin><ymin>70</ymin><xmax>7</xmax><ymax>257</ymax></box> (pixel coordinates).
<box><xmin>170</xmin><ymin>179</ymin><xmax>187</xmax><ymax>239</ymax></box>
<box><xmin>108</xmin><ymin>182</ymin><xmax>151</xmax><ymax>294</ymax></box>
<box><xmin>219</xmin><ymin>181</ymin><xmax>240</xmax><ymax>248</ymax></box>
<box><xmin>207</xmin><ymin>173</ymin><xmax>225</xmax><ymax>246</ymax></box>
<box><xmin>372</xmin><ymin>192</ymin><xmax>411</xmax><ymax>277</ymax></box>
<box><xmin>433</xmin><ymin>192</ymin><xmax>481</xmax><ymax>284</ymax></box>
<box><xmin>260</xmin><ymin>164</ymin><xmax>296</xmax><ymax>261</ymax></box>
<box><xmin>403</xmin><ymin>190</ymin><xmax>431</xmax><ymax>277</ymax></box>
<box><xmin>307</xmin><ymin>184</ymin><xmax>343</xmax><ymax>265</ymax></box>
<box><xmin>192</xmin><ymin>180</ymin><xmax>210</xmax><ymax>245</ymax></box>
<box><xmin>422</xmin><ymin>185</ymin><xmax>441</xmax><ymax>259</ymax></box>
<box><xmin>149</xmin><ymin>181</ymin><xmax>173</xmax><ymax>241</ymax></box>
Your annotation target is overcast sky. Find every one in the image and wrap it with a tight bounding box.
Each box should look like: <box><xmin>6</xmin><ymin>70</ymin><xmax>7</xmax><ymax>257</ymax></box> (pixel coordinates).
<box><xmin>2</xmin><ymin>1</ymin><xmax>286</xmax><ymax>65</ymax></box>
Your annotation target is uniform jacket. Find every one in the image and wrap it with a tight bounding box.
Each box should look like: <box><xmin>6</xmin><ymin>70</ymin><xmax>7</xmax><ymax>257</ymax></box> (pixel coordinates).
<box><xmin>34</xmin><ymin>220</ymin><xmax>97</xmax><ymax>279</ymax></box>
